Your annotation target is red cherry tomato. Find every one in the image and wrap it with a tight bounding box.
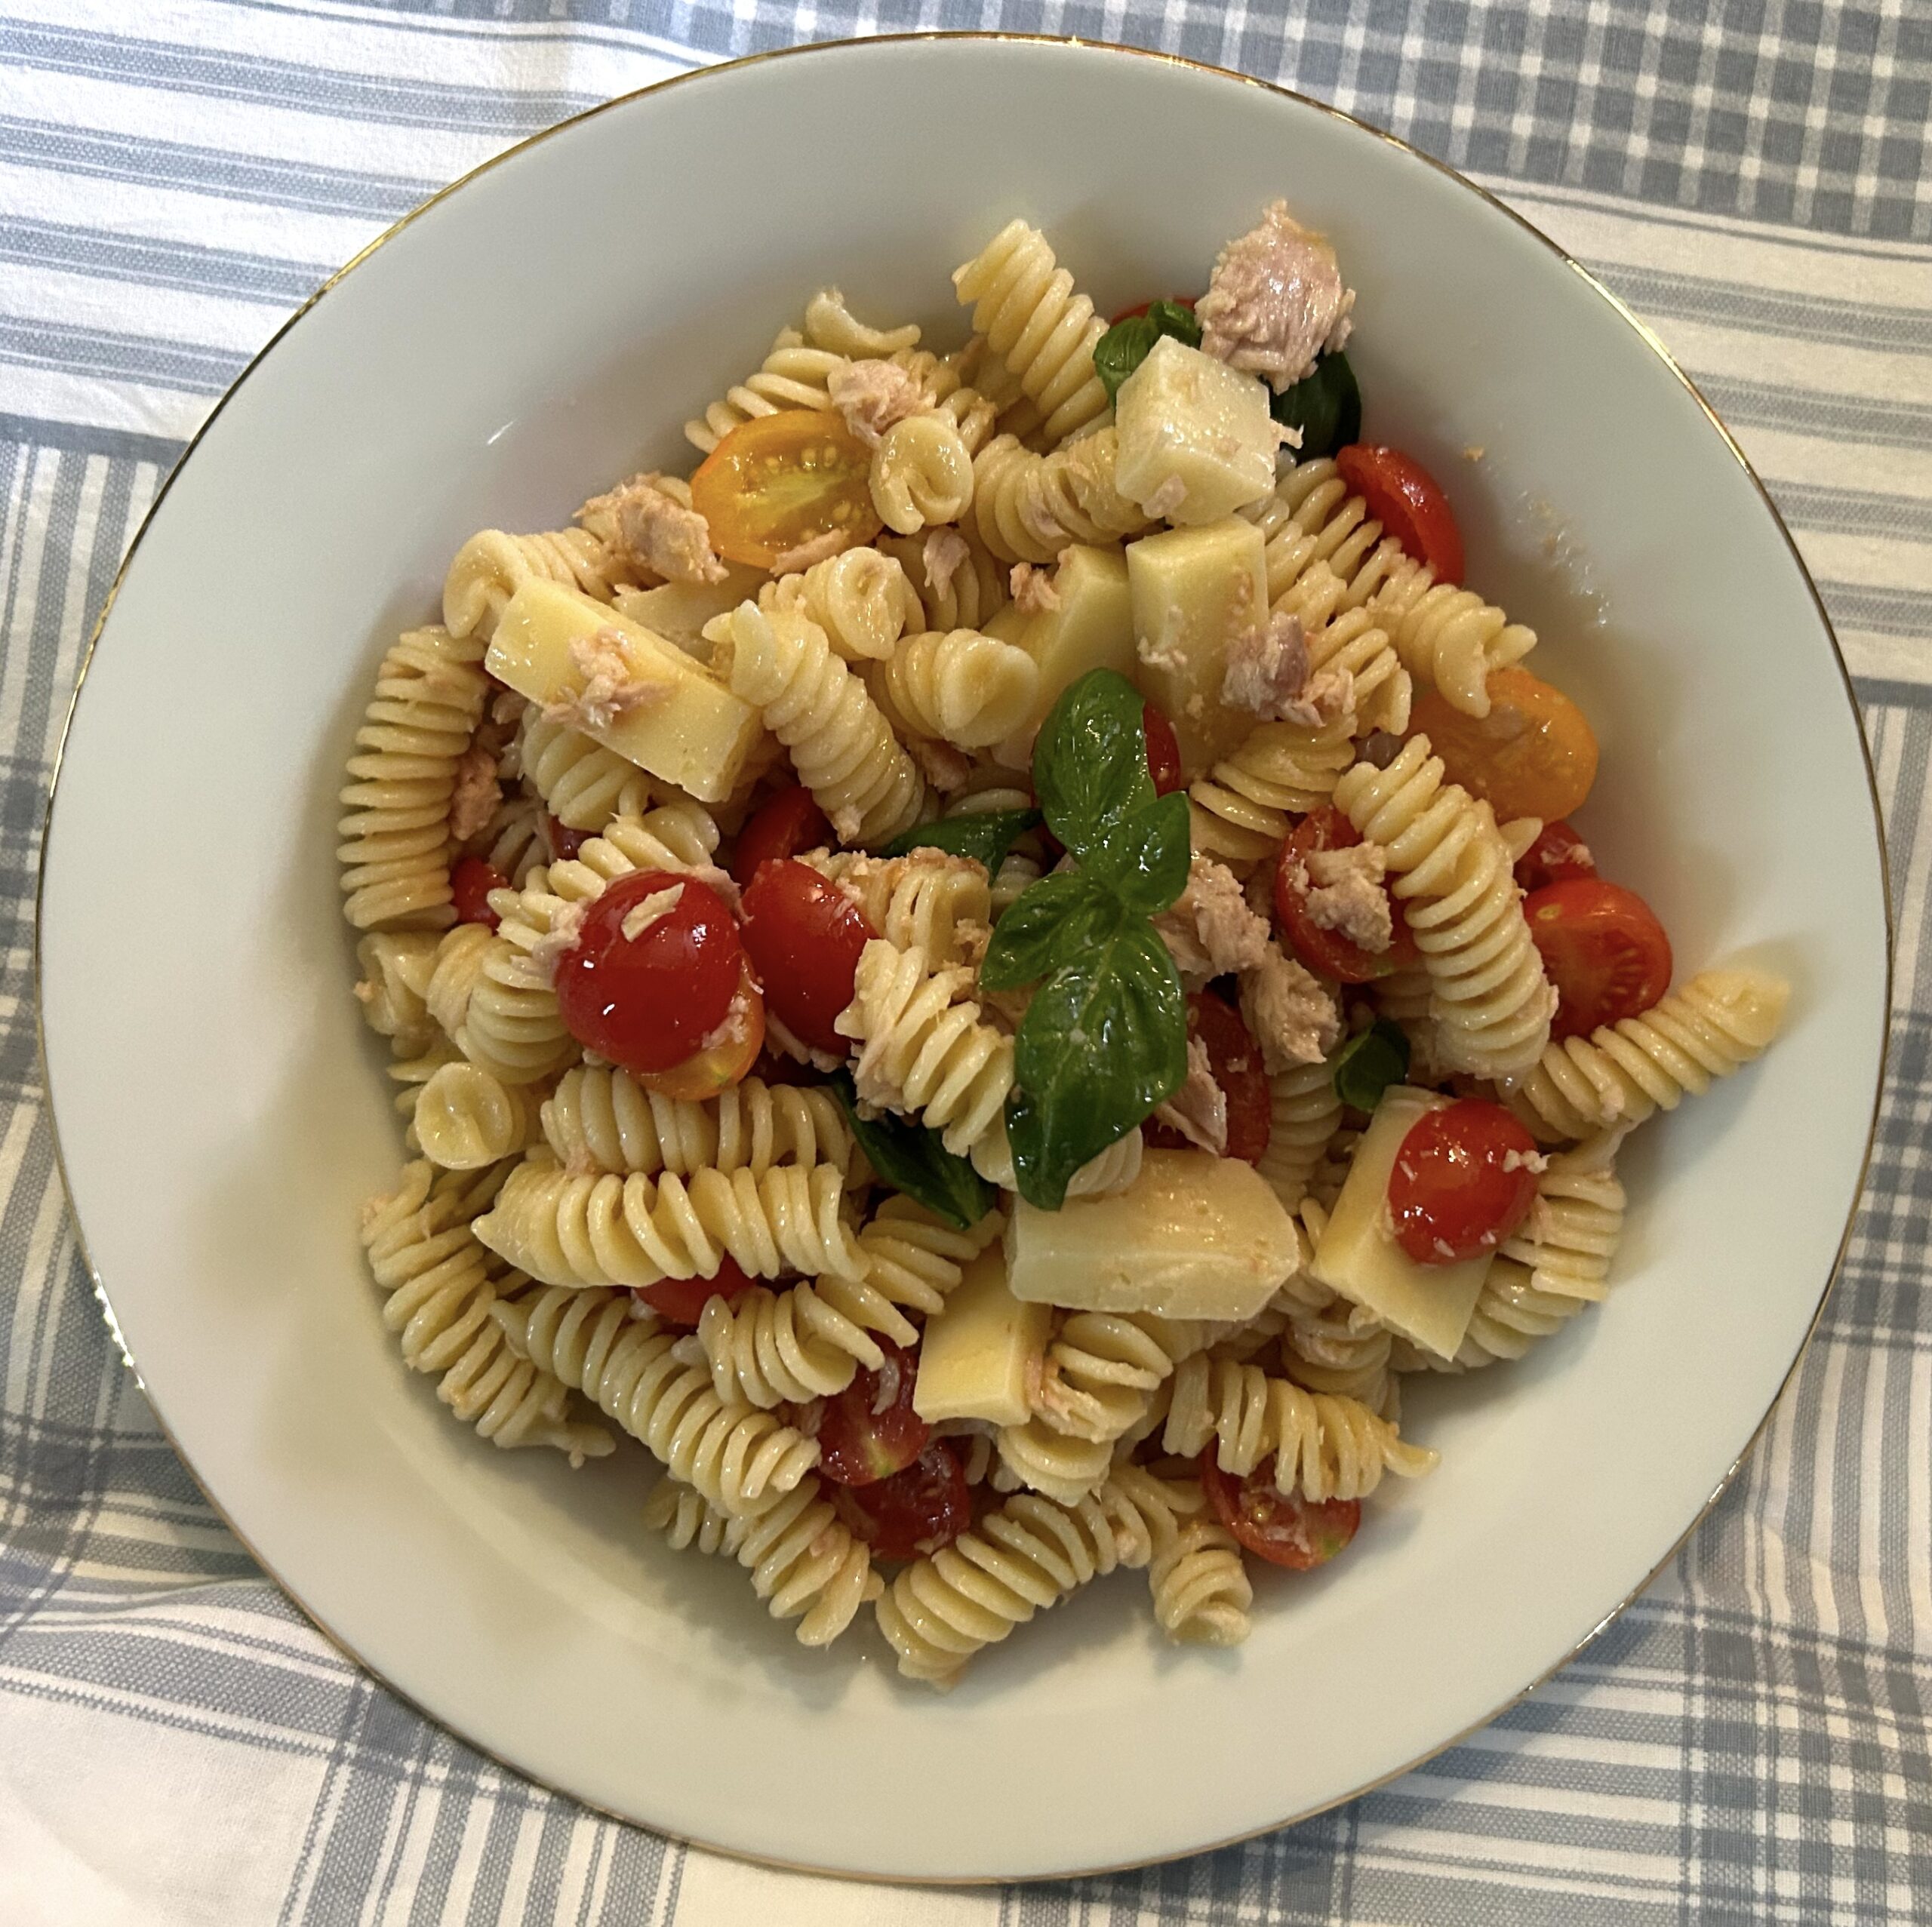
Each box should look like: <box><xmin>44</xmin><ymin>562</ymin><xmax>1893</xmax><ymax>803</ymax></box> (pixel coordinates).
<box><xmin>832</xmin><ymin>1440</ymin><xmax>971</xmax><ymax>1560</ymax></box>
<box><xmin>1388</xmin><ymin>1099</ymin><xmax>1540</xmax><ymax>1265</ymax></box>
<box><xmin>731</xmin><ymin>784</ymin><xmax>834</xmax><ymax>885</ymax></box>
<box><xmin>814</xmin><ymin>1342</ymin><xmax>929</xmax><ymax>1487</ymax></box>
<box><xmin>1200</xmin><ymin>1452</ymin><xmax>1361</xmax><ymax>1569</ymax></box>
<box><xmin>631</xmin><ymin>1255</ymin><xmax>755</xmax><ymax>1329</ymax></box>
<box><xmin>1515</xmin><ymin>819</ymin><xmax>1597</xmax><ymax>894</ymax></box>
<box><xmin>450</xmin><ymin>856</ymin><xmax>506</xmax><ymax>930</ymax></box>
<box><xmin>1525</xmin><ymin>878</ymin><xmax>1672</xmax><ymax>1041</ymax></box>
<box><xmin>1143</xmin><ymin>702</ymin><xmax>1186</xmax><ymax>797</ymax></box>
<box><xmin>739</xmin><ymin>859</ymin><xmax>878</xmax><ymax>1056</ymax></box>
<box><xmin>1272</xmin><ymin>807</ymin><xmax>1417</xmax><ymax>984</ymax></box>
<box><xmin>1110</xmin><ymin>295</ymin><xmax>1197</xmax><ymax>324</ymax></box>
<box><xmin>545</xmin><ymin>813</ymin><xmax>586</xmax><ymax>862</ymax></box>
<box><xmin>1146</xmin><ymin>991</ymin><xmax>1271</xmax><ymax>1163</ymax></box>
<box><xmin>552</xmin><ymin>870</ymin><xmax>743</xmax><ymax>1075</ymax></box>
<box><xmin>1336</xmin><ymin>443</ymin><xmax>1464</xmax><ymax>585</ymax></box>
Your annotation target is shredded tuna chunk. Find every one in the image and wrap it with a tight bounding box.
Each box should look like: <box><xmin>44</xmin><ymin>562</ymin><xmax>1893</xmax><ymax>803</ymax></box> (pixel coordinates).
<box><xmin>907</xmin><ymin>734</ymin><xmax>977</xmax><ymax>792</ymax></box>
<box><xmin>1196</xmin><ymin>201</ymin><xmax>1356</xmax><ymax>392</ymax></box>
<box><xmin>1154</xmin><ymin>854</ymin><xmax>1272</xmax><ymax>986</ymax></box>
<box><xmin>1239</xmin><ymin>941</ymin><xmax>1342</xmax><ymax>1073</ymax></box>
<box><xmin>619</xmin><ymin>882</ymin><xmax>685</xmax><ymax>943</ymax></box>
<box><xmin>1010</xmin><ymin>562</ymin><xmax>1061</xmax><ymax>617</ymax></box>
<box><xmin>828</xmin><ymin>358</ymin><xmax>928</xmax><ymax>447</ymax></box>
<box><xmin>1142</xmin><ymin>475</ymin><xmax>1188</xmax><ymax>521</ymax></box>
<box><xmin>1154</xmin><ymin>1035</ymin><xmax>1229</xmax><ymax>1155</ymax></box>
<box><xmin>448</xmin><ymin>742</ymin><xmax>500</xmax><ymax>842</ymax></box>
<box><xmin>541</xmin><ymin>629</ymin><xmax>675</xmax><ymax>736</ymax></box>
<box><xmin>1278</xmin><ymin>665</ymin><xmax>1355</xmax><ymax>728</ymax></box>
<box><xmin>923</xmin><ymin>527</ymin><xmax>971</xmax><ymax>598</ymax></box>
<box><xmin>1301</xmin><ymin>842</ymin><xmax>1393</xmax><ymax>954</ymax></box>
<box><xmin>768</xmin><ymin>527</ymin><xmax>854</xmax><ymax>576</ymax></box>
<box><xmin>1222</xmin><ymin>608</ymin><xmax>1311</xmax><ymax>720</ymax></box>
<box><xmin>528</xmin><ymin>898</ymin><xmax>589</xmax><ymax>982</ymax></box>
<box><xmin>580</xmin><ymin>472</ymin><xmax>727</xmax><ymax>585</ymax></box>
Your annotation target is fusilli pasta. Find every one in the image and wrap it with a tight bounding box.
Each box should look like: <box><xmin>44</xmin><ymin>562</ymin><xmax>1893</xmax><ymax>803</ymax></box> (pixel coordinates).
<box><xmin>878</xmin><ymin>527</ymin><xmax>1009</xmax><ymax>633</ymax></box>
<box><xmin>807</xmin><ymin>847</ymin><xmax>993</xmax><ymax>967</ymax></box>
<box><xmin>517</xmin><ymin>710</ymin><xmax>656</xmax><ymax>831</ymax></box>
<box><xmin>441</xmin><ymin>528</ymin><xmax>632</xmax><ymax>642</ymax></box>
<box><xmin>411</xmin><ymin>1062</ymin><xmax>540</xmax><ymax>1169</ymax></box>
<box><xmin>757</xmin><ymin>545</ymin><xmax>916</xmax><ymax>662</ymax></box>
<box><xmin>684</xmin><ymin>326</ymin><xmax>847</xmax><ymax>455</ymax></box>
<box><xmin>1255</xmin><ymin>1056</ymin><xmax>1346</xmax><ymax>1214</ymax></box>
<box><xmin>873</xmin><ymin>627</ymin><xmax>1040</xmax><ymax>748</ymax></box>
<box><xmin>1188</xmin><ymin>714</ymin><xmax>1357</xmax><ymax>865</ymax></box>
<box><xmin>870</xmin><ymin>412</ymin><xmax>977</xmax><ymax>533</ymax></box>
<box><xmin>972</xmin><ymin>429</ymin><xmax>1153</xmax><ymax>564</ymax></box>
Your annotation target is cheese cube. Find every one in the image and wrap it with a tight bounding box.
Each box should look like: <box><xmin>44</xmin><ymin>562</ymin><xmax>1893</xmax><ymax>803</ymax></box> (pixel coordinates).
<box><xmin>1309</xmin><ymin>1086</ymin><xmax>1495</xmax><ymax>1360</ymax></box>
<box><xmin>487</xmin><ymin>579</ymin><xmax>761</xmax><ymax>804</ymax></box>
<box><xmin>1007</xmin><ymin>1149</ymin><xmax>1299</xmax><ymax>1322</ymax></box>
<box><xmin>987</xmin><ymin>543</ymin><xmax>1137</xmax><ymax>766</ymax></box>
<box><xmin>1128</xmin><ymin>518</ymin><xmax>1270</xmax><ymax>774</ymax></box>
<box><xmin>613</xmin><ymin>566</ymin><xmax>766</xmax><ymax>659</ymax></box>
<box><xmin>1113</xmin><ymin>337</ymin><xmax>1278</xmax><ymax>525</ymax></box>
<box><xmin>912</xmin><ymin>1246</ymin><xmax>1050</xmax><ymax>1428</ymax></box>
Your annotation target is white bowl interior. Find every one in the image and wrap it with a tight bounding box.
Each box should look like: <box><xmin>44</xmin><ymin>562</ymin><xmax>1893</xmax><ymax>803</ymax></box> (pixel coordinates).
<box><xmin>38</xmin><ymin>38</ymin><xmax>1887</xmax><ymax>1880</ymax></box>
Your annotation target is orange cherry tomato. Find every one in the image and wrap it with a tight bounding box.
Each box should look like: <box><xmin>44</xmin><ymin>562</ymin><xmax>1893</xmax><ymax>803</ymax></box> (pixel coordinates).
<box><xmin>1199</xmin><ymin>1452</ymin><xmax>1361</xmax><ymax>1569</ymax></box>
<box><xmin>1525</xmin><ymin>878</ymin><xmax>1672</xmax><ymax>1040</ymax></box>
<box><xmin>1272</xmin><ymin>807</ymin><xmax>1418</xmax><ymax>984</ymax></box>
<box><xmin>689</xmin><ymin>409</ymin><xmax>881</xmax><ymax>570</ymax></box>
<box><xmin>1387</xmin><ymin>1098</ymin><xmax>1540</xmax><ymax>1265</ymax></box>
<box><xmin>640</xmin><ymin>960</ymin><xmax>765</xmax><ymax>1100</ymax></box>
<box><xmin>1514</xmin><ymin>818</ymin><xmax>1596</xmax><ymax>894</ymax></box>
<box><xmin>1336</xmin><ymin>443</ymin><xmax>1464</xmax><ymax>584</ymax></box>
<box><xmin>731</xmin><ymin>784</ymin><xmax>833</xmax><ymax>884</ymax></box>
<box><xmin>632</xmin><ymin>1256</ymin><xmax>755</xmax><ymax>1329</ymax></box>
<box><xmin>1411</xmin><ymin>667</ymin><xmax>1599</xmax><ymax>823</ymax></box>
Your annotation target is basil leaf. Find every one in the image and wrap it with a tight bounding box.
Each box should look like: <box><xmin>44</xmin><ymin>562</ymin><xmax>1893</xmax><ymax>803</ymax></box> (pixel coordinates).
<box><xmin>879</xmin><ymin>808</ymin><xmax>1041</xmax><ymax>873</ymax></box>
<box><xmin>1007</xmin><ymin>918</ymin><xmax>1187</xmax><ymax>1209</ymax></box>
<box><xmin>1083</xmin><ymin>789</ymin><xmax>1192</xmax><ymax>917</ymax></box>
<box><xmin>1032</xmin><ymin>668</ymin><xmax>1155</xmax><ymax>861</ymax></box>
<box><xmin>1092</xmin><ymin>301</ymin><xmax>1201</xmax><ymax>405</ymax></box>
<box><xmin>1145</xmin><ymin>299</ymin><xmax>1202</xmax><ymax>348</ymax></box>
<box><xmin>828</xmin><ymin>1071</ymin><xmax>994</xmax><ymax>1231</ymax></box>
<box><xmin>1270</xmin><ymin>350</ymin><xmax>1361</xmax><ymax>460</ymax></box>
<box><xmin>980</xmin><ymin>871</ymin><xmax>1114</xmax><ymax>992</ymax></box>
<box><xmin>1331</xmin><ymin>1018</ymin><xmax>1411</xmax><ymax>1113</ymax></box>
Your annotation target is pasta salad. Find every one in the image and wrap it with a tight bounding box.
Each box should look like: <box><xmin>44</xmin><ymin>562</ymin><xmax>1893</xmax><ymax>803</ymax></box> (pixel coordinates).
<box><xmin>340</xmin><ymin>204</ymin><xmax>1789</xmax><ymax>1686</ymax></box>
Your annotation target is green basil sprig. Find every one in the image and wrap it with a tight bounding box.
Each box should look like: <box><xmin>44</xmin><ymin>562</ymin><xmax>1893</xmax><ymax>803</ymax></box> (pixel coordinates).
<box><xmin>1093</xmin><ymin>299</ymin><xmax>1202</xmax><ymax>405</ymax></box>
<box><xmin>1269</xmin><ymin>350</ymin><xmax>1361</xmax><ymax>460</ymax></box>
<box><xmin>980</xmin><ymin>670</ymin><xmax>1190</xmax><ymax>1210</ymax></box>
<box><xmin>1331</xmin><ymin>1017</ymin><xmax>1411</xmax><ymax>1114</ymax></box>
<box><xmin>828</xmin><ymin>1071</ymin><xmax>994</xmax><ymax>1231</ymax></box>
<box><xmin>879</xmin><ymin>808</ymin><xmax>1041</xmax><ymax>874</ymax></box>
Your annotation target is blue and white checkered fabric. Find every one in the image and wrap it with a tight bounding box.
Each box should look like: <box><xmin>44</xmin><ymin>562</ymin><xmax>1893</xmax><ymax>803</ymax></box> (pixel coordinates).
<box><xmin>4</xmin><ymin>4</ymin><xmax>1928</xmax><ymax>1921</ymax></box>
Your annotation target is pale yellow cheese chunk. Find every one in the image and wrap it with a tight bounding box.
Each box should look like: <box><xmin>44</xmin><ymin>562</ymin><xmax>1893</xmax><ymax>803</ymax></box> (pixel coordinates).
<box><xmin>1113</xmin><ymin>336</ymin><xmax>1278</xmax><ymax>524</ymax></box>
<box><xmin>487</xmin><ymin>579</ymin><xmax>761</xmax><ymax>804</ymax></box>
<box><xmin>1128</xmin><ymin>518</ymin><xmax>1270</xmax><ymax>774</ymax></box>
<box><xmin>987</xmin><ymin>544</ymin><xmax>1137</xmax><ymax>766</ymax></box>
<box><xmin>613</xmin><ymin>565</ymin><xmax>764</xmax><ymax>659</ymax></box>
<box><xmin>1310</xmin><ymin>1086</ymin><xmax>1495</xmax><ymax>1360</ymax></box>
<box><xmin>1007</xmin><ymin>1148</ymin><xmax>1299</xmax><ymax>1321</ymax></box>
<box><xmin>912</xmin><ymin>1246</ymin><xmax>1050</xmax><ymax>1428</ymax></box>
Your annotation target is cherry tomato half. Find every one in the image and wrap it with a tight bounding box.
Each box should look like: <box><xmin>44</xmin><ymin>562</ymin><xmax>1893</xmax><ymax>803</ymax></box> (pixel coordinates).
<box><xmin>1388</xmin><ymin>1098</ymin><xmax>1540</xmax><ymax>1266</ymax></box>
<box><xmin>1146</xmin><ymin>991</ymin><xmax>1272</xmax><ymax>1163</ymax></box>
<box><xmin>631</xmin><ymin>1255</ymin><xmax>755</xmax><ymax>1329</ymax></box>
<box><xmin>552</xmin><ymin>870</ymin><xmax>743</xmax><ymax>1075</ymax></box>
<box><xmin>1200</xmin><ymin>1452</ymin><xmax>1361</xmax><ymax>1569</ymax></box>
<box><xmin>739</xmin><ymin>859</ymin><xmax>878</xmax><ymax>1056</ymax></box>
<box><xmin>1272</xmin><ymin>807</ymin><xmax>1417</xmax><ymax>983</ymax></box>
<box><xmin>689</xmin><ymin>410</ymin><xmax>882</xmax><ymax>570</ymax></box>
<box><xmin>544</xmin><ymin>813</ymin><xmax>586</xmax><ymax>862</ymax></box>
<box><xmin>731</xmin><ymin>784</ymin><xmax>833</xmax><ymax>885</ymax></box>
<box><xmin>1515</xmin><ymin>818</ymin><xmax>1597</xmax><ymax>894</ymax></box>
<box><xmin>641</xmin><ymin>960</ymin><xmax>764</xmax><ymax>1100</ymax></box>
<box><xmin>1411</xmin><ymin>668</ymin><xmax>1599</xmax><ymax>824</ymax></box>
<box><xmin>814</xmin><ymin>1342</ymin><xmax>930</xmax><ymax>1487</ymax></box>
<box><xmin>1525</xmin><ymin>877</ymin><xmax>1672</xmax><ymax>1040</ymax></box>
<box><xmin>832</xmin><ymin>1440</ymin><xmax>971</xmax><ymax>1560</ymax></box>
<box><xmin>1143</xmin><ymin>702</ymin><xmax>1186</xmax><ymax>797</ymax></box>
<box><xmin>450</xmin><ymin>856</ymin><xmax>506</xmax><ymax>930</ymax></box>
<box><xmin>1336</xmin><ymin>443</ymin><xmax>1464</xmax><ymax>585</ymax></box>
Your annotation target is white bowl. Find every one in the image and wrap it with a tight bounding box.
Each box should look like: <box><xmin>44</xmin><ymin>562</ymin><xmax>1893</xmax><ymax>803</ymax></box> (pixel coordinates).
<box><xmin>37</xmin><ymin>35</ymin><xmax>1888</xmax><ymax>1882</ymax></box>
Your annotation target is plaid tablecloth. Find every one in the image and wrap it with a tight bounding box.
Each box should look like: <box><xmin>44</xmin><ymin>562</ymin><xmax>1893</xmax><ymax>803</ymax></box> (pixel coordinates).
<box><xmin>4</xmin><ymin>4</ymin><xmax>1928</xmax><ymax>1922</ymax></box>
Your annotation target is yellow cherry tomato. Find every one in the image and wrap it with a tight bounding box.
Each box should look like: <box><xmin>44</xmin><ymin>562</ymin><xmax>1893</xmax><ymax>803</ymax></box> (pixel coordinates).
<box><xmin>1411</xmin><ymin>666</ymin><xmax>1599</xmax><ymax>822</ymax></box>
<box><xmin>690</xmin><ymin>410</ymin><xmax>882</xmax><ymax>569</ymax></box>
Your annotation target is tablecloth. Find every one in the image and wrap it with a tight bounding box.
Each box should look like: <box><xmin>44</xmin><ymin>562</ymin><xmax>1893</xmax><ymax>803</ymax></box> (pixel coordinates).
<box><xmin>3</xmin><ymin>3</ymin><xmax>1928</xmax><ymax>1922</ymax></box>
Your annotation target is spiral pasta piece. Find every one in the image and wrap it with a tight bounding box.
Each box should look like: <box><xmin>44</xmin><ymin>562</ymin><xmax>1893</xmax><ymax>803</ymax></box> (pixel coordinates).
<box><xmin>712</xmin><ymin>601</ymin><xmax>925</xmax><ymax>846</ymax></box>
<box><xmin>807</xmin><ymin>847</ymin><xmax>993</xmax><ymax>968</ymax></box>
<box><xmin>875</xmin><ymin>628</ymin><xmax>1040</xmax><ymax>748</ymax></box>
<box><xmin>353</xmin><ymin>930</ymin><xmax>442</xmax><ymax>1051</ymax></box>
<box><xmin>1278</xmin><ymin>569</ymin><xmax>1411</xmax><ymax>737</ymax></box>
<box><xmin>1030</xmin><ymin>1308</ymin><xmax>1211</xmax><ymax>1443</ymax></box>
<box><xmin>1500</xmin><ymin>967</ymin><xmax>1789</xmax><ymax>1142</ymax></box>
<box><xmin>1115</xmin><ymin>1465</ymin><xmax>1254</xmax><ymax>1648</ymax></box>
<box><xmin>337</xmin><ymin>627</ymin><xmax>491</xmax><ymax>930</ymax></box>
<box><xmin>852</xmin><ymin>1194</ymin><xmax>1003</xmax><ymax>1318</ymax></box>
<box><xmin>517</xmin><ymin>711</ymin><xmax>656</xmax><ymax>831</ymax></box>
<box><xmin>442</xmin><ymin>528</ymin><xmax>632</xmax><ymax>642</ymax></box>
<box><xmin>696</xmin><ymin>1282</ymin><xmax>866</xmax><ymax>1406</ymax></box>
<box><xmin>1278</xmin><ymin>1297</ymin><xmax>1399</xmax><ymax>1416</ymax></box>
<box><xmin>968</xmin><ymin>1120</ymin><xmax>1143</xmax><ymax>1198</ymax></box>
<box><xmin>474</xmin><ymin>1156</ymin><xmax>866</xmax><ymax>1291</ymax></box>
<box><xmin>411</xmin><ymin>1062</ymin><xmax>540</xmax><ymax>1169</ymax></box>
<box><xmin>684</xmin><ymin>326</ymin><xmax>848</xmax><ymax>455</ymax></box>
<box><xmin>641</xmin><ymin>1473</ymin><xmax>879</xmax><ymax>1646</ymax></box>
<box><xmin>1334</xmin><ymin>736</ymin><xmax>1555</xmax><ymax>1078</ymax></box>
<box><xmin>1187</xmin><ymin>715</ymin><xmax>1357</xmax><ymax>865</ymax></box>
<box><xmin>878</xmin><ymin>527</ymin><xmax>1009</xmax><ymax>634</ymax></box>
<box><xmin>758</xmin><ymin>546</ymin><xmax>915</xmax><ymax>662</ymax></box>
<box><xmin>875</xmin><ymin>1478</ymin><xmax>1149</xmax><ymax>1684</ymax></box>
<box><xmin>1163</xmin><ymin>1354</ymin><xmax>1437</xmax><ymax>1501</ymax></box>
<box><xmin>972</xmin><ymin>429</ymin><xmax>1154</xmax><ymax>564</ymax></box>
<box><xmin>952</xmin><ymin>219</ymin><xmax>1110</xmax><ymax>448</ymax></box>
<box><xmin>1500</xmin><ymin>1133</ymin><xmax>1626</xmax><ymax>1301</ymax></box>
<box><xmin>870</xmin><ymin>413</ymin><xmax>976</xmax><ymax>533</ymax></box>
<box><xmin>359</xmin><ymin>1160</ymin><xmax>611</xmax><ymax>1461</ymax></box>
<box><xmin>801</xmin><ymin>287</ymin><xmax>921</xmax><ymax>358</ymax></box>
<box><xmin>1256</xmin><ymin>1056</ymin><xmax>1346</xmax><ymax>1214</ymax></box>
<box><xmin>494</xmin><ymin>1284</ymin><xmax>817</xmax><ymax>1516</ymax></box>
<box><xmin>462</xmin><ymin>790</ymin><xmax>547</xmax><ymax>890</ymax></box>
<box><xmin>541</xmin><ymin>1067</ymin><xmax>857</xmax><ymax>1180</ymax></box>
<box><xmin>835</xmin><ymin>939</ymin><xmax>1014</xmax><ymax>1159</ymax></box>
<box><xmin>992</xmin><ymin>1419</ymin><xmax>1114</xmax><ymax>1505</ymax></box>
